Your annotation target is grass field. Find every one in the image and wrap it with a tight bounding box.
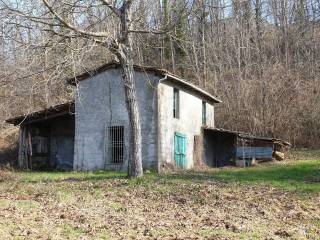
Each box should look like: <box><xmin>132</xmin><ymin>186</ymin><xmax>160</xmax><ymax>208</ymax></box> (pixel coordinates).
<box><xmin>0</xmin><ymin>150</ymin><xmax>319</xmax><ymax>239</ymax></box>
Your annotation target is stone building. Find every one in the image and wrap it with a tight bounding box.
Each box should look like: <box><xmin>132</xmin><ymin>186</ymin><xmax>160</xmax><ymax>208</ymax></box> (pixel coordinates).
<box><xmin>6</xmin><ymin>62</ymin><xmax>221</xmax><ymax>171</ymax></box>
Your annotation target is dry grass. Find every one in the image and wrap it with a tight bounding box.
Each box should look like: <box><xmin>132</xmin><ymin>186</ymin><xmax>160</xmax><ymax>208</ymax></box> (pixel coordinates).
<box><xmin>0</xmin><ymin>155</ymin><xmax>319</xmax><ymax>239</ymax></box>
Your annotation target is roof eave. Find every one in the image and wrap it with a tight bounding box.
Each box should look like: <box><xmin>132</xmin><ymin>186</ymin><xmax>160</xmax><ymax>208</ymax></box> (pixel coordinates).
<box><xmin>164</xmin><ymin>73</ymin><xmax>222</xmax><ymax>104</ymax></box>
<box><xmin>66</xmin><ymin>62</ymin><xmax>222</xmax><ymax>104</ymax></box>
<box><xmin>67</xmin><ymin>62</ymin><xmax>168</xmax><ymax>86</ymax></box>
<box><xmin>5</xmin><ymin>102</ymin><xmax>75</xmax><ymax>126</ymax></box>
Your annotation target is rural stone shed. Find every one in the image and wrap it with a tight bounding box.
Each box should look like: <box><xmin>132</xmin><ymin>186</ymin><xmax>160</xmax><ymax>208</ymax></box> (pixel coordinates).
<box><xmin>203</xmin><ymin>128</ymin><xmax>291</xmax><ymax>168</ymax></box>
<box><xmin>6</xmin><ymin>62</ymin><xmax>221</xmax><ymax>172</ymax></box>
<box><xmin>5</xmin><ymin>102</ymin><xmax>75</xmax><ymax>170</ymax></box>
<box><xmin>69</xmin><ymin>62</ymin><xmax>221</xmax><ymax>171</ymax></box>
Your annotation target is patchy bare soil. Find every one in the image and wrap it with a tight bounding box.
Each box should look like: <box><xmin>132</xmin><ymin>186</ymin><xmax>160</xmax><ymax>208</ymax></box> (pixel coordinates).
<box><xmin>0</xmin><ymin>127</ymin><xmax>18</xmax><ymax>167</ymax></box>
<box><xmin>0</xmin><ymin>165</ymin><xmax>319</xmax><ymax>240</ymax></box>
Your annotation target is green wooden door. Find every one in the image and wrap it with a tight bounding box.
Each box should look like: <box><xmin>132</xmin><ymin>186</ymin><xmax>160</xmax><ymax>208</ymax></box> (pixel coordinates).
<box><xmin>174</xmin><ymin>132</ymin><xmax>187</xmax><ymax>168</ymax></box>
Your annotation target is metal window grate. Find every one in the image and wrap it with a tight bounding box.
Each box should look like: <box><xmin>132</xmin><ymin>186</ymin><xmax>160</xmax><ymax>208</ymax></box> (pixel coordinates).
<box><xmin>108</xmin><ymin>126</ymin><xmax>124</xmax><ymax>164</ymax></box>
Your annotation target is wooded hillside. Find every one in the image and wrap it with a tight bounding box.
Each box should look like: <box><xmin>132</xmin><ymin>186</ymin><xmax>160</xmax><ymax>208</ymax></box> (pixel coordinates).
<box><xmin>0</xmin><ymin>0</ymin><xmax>319</xmax><ymax>148</ymax></box>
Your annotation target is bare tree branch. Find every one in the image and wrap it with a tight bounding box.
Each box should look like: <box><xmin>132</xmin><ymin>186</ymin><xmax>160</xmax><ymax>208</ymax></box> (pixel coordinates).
<box><xmin>99</xmin><ymin>0</ymin><xmax>120</xmax><ymax>17</ymax></box>
<box><xmin>42</xmin><ymin>0</ymin><xmax>110</xmax><ymax>38</ymax></box>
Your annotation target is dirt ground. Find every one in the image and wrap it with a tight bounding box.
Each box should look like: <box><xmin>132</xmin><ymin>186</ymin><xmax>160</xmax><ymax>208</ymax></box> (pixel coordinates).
<box><xmin>0</xmin><ymin>166</ymin><xmax>319</xmax><ymax>240</ymax></box>
<box><xmin>0</xmin><ymin>127</ymin><xmax>18</xmax><ymax>167</ymax></box>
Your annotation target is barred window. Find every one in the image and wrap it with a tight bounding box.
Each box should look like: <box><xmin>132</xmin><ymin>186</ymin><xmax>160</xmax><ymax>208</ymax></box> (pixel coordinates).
<box><xmin>108</xmin><ymin>126</ymin><xmax>124</xmax><ymax>164</ymax></box>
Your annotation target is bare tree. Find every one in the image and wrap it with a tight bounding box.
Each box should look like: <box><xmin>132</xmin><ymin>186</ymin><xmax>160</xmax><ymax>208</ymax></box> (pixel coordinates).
<box><xmin>3</xmin><ymin>0</ymin><xmax>153</xmax><ymax>177</ymax></box>
<box><xmin>1</xmin><ymin>0</ymin><xmax>320</xmax><ymax>151</ymax></box>
<box><xmin>46</xmin><ymin>0</ymin><xmax>144</xmax><ymax>177</ymax></box>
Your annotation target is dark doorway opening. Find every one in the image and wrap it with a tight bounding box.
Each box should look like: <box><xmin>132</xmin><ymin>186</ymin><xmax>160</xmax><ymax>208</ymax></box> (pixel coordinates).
<box><xmin>204</xmin><ymin>129</ymin><xmax>237</xmax><ymax>167</ymax></box>
<box><xmin>21</xmin><ymin>115</ymin><xmax>75</xmax><ymax>171</ymax></box>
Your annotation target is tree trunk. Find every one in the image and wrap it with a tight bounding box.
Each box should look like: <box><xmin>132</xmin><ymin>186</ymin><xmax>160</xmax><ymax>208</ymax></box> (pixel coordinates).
<box><xmin>110</xmin><ymin>1</ymin><xmax>143</xmax><ymax>178</ymax></box>
<box><xmin>119</xmin><ymin>45</ymin><xmax>143</xmax><ymax>178</ymax></box>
